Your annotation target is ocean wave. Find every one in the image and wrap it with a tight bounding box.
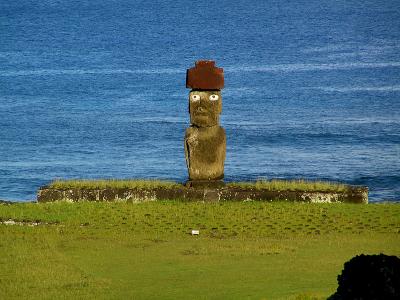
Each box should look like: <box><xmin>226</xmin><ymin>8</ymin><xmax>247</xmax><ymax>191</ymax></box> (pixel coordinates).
<box><xmin>326</xmin><ymin>52</ymin><xmax>360</xmax><ymax>59</ymax></box>
<box><xmin>301</xmin><ymin>44</ymin><xmax>355</xmax><ymax>53</ymax></box>
<box><xmin>0</xmin><ymin>68</ymin><xmax>183</xmax><ymax>77</ymax></box>
<box><xmin>302</xmin><ymin>43</ymin><xmax>400</xmax><ymax>54</ymax></box>
<box><xmin>2</xmin><ymin>61</ymin><xmax>400</xmax><ymax>77</ymax></box>
<box><xmin>223</xmin><ymin>120</ymin><xmax>275</xmax><ymax>127</ymax></box>
<box><xmin>225</xmin><ymin>62</ymin><xmax>400</xmax><ymax>73</ymax></box>
<box><xmin>322</xmin><ymin>118</ymin><xmax>400</xmax><ymax>125</ymax></box>
<box><xmin>128</xmin><ymin>116</ymin><xmax>186</xmax><ymax>124</ymax></box>
<box><xmin>224</xmin><ymin>87</ymin><xmax>259</xmax><ymax>96</ymax></box>
<box><xmin>311</xmin><ymin>85</ymin><xmax>400</xmax><ymax>92</ymax></box>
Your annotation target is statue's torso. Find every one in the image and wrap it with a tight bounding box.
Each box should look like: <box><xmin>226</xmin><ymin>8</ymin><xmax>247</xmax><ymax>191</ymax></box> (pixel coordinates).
<box><xmin>184</xmin><ymin>126</ymin><xmax>226</xmax><ymax>180</ymax></box>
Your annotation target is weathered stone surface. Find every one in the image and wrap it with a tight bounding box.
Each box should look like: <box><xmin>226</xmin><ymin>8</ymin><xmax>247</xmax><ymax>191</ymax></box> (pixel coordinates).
<box><xmin>37</xmin><ymin>185</ymin><xmax>369</xmax><ymax>203</ymax></box>
<box><xmin>185</xmin><ymin>180</ymin><xmax>225</xmax><ymax>188</ymax></box>
<box><xmin>184</xmin><ymin>126</ymin><xmax>226</xmax><ymax>181</ymax></box>
<box><xmin>37</xmin><ymin>188</ymin><xmax>64</xmax><ymax>202</ymax></box>
<box><xmin>185</xmin><ymin>61</ymin><xmax>226</xmax><ymax>183</ymax></box>
<box><xmin>186</xmin><ymin>60</ymin><xmax>224</xmax><ymax>90</ymax></box>
<box><xmin>188</xmin><ymin>90</ymin><xmax>222</xmax><ymax>127</ymax></box>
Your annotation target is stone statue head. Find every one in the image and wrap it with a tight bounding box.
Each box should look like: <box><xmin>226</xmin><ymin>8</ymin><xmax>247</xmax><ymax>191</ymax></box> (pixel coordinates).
<box><xmin>188</xmin><ymin>90</ymin><xmax>222</xmax><ymax>127</ymax></box>
<box><xmin>186</xmin><ymin>60</ymin><xmax>224</xmax><ymax>128</ymax></box>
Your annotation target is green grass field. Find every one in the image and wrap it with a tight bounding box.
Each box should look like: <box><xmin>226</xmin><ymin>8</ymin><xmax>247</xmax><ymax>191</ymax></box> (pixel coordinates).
<box><xmin>1</xmin><ymin>201</ymin><xmax>399</xmax><ymax>299</ymax></box>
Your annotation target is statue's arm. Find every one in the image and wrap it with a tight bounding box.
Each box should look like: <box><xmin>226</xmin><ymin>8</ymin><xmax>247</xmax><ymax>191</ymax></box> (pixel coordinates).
<box><xmin>184</xmin><ymin>128</ymin><xmax>192</xmax><ymax>170</ymax></box>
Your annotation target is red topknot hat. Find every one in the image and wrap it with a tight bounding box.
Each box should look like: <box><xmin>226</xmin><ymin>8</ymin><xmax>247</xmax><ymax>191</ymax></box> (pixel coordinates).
<box><xmin>186</xmin><ymin>60</ymin><xmax>224</xmax><ymax>90</ymax></box>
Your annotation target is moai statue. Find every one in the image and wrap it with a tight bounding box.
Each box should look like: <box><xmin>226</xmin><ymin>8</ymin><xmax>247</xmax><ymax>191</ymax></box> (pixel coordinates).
<box><xmin>185</xmin><ymin>60</ymin><xmax>226</xmax><ymax>187</ymax></box>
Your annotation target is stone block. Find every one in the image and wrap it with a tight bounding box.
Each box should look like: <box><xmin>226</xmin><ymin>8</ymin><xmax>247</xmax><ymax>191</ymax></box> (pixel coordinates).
<box><xmin>186</xmin><ymin>60</ymin><xmax>224</xmax><ymax>90</ymax></box>
<box><xmin>184</xmin><ymin>126</ymin><xmax>226</xmax><ymax>181</ymax></box>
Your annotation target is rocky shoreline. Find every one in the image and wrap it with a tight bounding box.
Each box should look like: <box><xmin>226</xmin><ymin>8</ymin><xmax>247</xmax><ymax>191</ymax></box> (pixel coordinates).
<box><xmin>0</xmin><ymin>199</ymin><xmax>15</xmax><ymax>205</ymax></box>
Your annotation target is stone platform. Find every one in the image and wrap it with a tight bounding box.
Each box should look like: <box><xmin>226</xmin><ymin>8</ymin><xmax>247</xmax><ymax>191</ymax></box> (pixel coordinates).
<box><xmin>37</xmin><ymin>184</ymin><xmax>368</xmax><ymax>203</ymax></box>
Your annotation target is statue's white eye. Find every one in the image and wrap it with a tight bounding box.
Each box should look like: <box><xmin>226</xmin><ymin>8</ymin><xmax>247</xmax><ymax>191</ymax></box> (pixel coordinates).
<box><xmin>191</xmin><ymin>94</ymin><xmax>200</xmax><ymax>101</ymax></box>
<box><xmin>209</xmin><ymin>94</ymin><xmax>219</xmax><ymax>101</ymax></box>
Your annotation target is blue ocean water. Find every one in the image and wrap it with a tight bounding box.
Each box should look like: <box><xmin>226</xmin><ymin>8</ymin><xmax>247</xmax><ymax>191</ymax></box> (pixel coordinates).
<box><xmin>1</xmin><ymin>0</ymin><xmax>399</xmax><ymax>202</ymax></box>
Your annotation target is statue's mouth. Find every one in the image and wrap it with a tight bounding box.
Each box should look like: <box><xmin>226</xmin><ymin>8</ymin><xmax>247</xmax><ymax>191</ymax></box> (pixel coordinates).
<box><xmin>195</xmin><ymin>107</ymin><xmax>208</xmax><ymax>115</ymax></box>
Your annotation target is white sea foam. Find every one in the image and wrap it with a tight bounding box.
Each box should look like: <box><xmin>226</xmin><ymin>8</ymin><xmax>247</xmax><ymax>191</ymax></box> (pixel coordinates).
<box><xmin>301</xmin><ymin>44</ymin><xmax>355</xmax><ymax>53</ymax></box>
<box><xmin>326</xmin><ymin>52</ymin><xmax>360</xmax><ymax>59</ymax></box>
<box><xmin>311</xmin><ymin>85</ymin><xmax>400</xmax><ymax>92</ymax></box>
<box><xmin>302</xmin><ymin>42</ymin><xmax>400</xmax><ymax>54</ymax></box>
<box><xmin>223</xmin><ymin>121</ymin><xmax>275</xmax><ymax>128</ymax></box>
<box><xmin>327</xmin><ymin>47</ymin><xmax>400</xmax><ymax>60</ymax></box>
<box><xmin>130</xmin><ymin>116</ymin><xmax>186</xmax><ymax>124</ymax></box>
<box><xmin>0</xmin><ymin>68</ymin><xmax>183</xmax><ymax>77</ymax></box>
<box><xmin>224</xmin><ymin>87</ymin><xmax>259</xmax><ymax>96</ymax></box>
<box><xmin>225</xmin><ymin>61</ymin><xmax>400</xmax><ymax>73</ymax></box>
<box><xmin>2</xmin><ymin>61</ymin><xmax>400</xmax><ymax>77</ymax></box>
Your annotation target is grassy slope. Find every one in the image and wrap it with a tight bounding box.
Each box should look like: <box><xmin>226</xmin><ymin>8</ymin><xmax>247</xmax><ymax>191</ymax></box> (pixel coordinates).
<box><xmin>0</xmin><ymin>201</ymin><xmax>399</xmax><ymax>300</ymax></box>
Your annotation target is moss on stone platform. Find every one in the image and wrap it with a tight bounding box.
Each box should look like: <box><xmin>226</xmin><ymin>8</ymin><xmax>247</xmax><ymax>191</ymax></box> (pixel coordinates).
<box><xmin>49</xmin><ymin>179</ymin><xmax>181</xmax><ymax>190</ymax></box>
<box><xmin>38</xmin><ymin>179</ymin><xmax>368</xmax><ymax>203</ymax></box>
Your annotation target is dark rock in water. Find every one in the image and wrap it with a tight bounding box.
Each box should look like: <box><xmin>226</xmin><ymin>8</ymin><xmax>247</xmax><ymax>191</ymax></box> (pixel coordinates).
<box><xmin>184</xmin><ymin>126</ymin><xmax>226</xmax><ymax>181</ymax></box>
<box><xmin>329</xmin><ymin>253</ymin><xmax>400</xmax><ymax>300</ymax></box>
<box><xmin>0</xmin><ymin>199</ymin><xmax>14</xmax><ymax>205</ymax></box>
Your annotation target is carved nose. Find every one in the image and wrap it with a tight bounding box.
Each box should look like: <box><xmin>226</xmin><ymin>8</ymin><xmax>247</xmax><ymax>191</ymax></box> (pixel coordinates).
<box><xmin>196</xmin><ymin>107</ymin><xmax>206</xmax><ymax>113</ymax></box>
